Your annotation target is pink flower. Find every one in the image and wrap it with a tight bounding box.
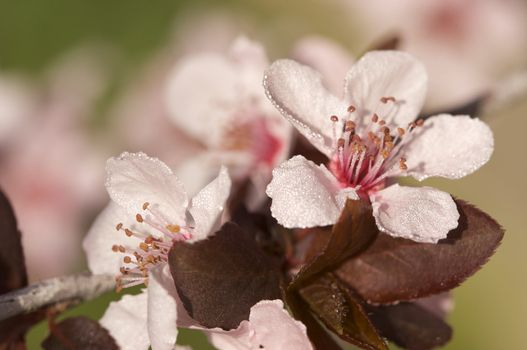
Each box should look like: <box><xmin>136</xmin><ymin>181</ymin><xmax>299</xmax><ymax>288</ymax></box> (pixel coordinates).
<box><xmin>264</xmin><ymin>51</ymin><xmax>494</xmax><ymax>243</ymax></box>
<box><xmin>165</xmin><ymin>37</ymin><xmax>292</xmax><ymax>205</ymax></box>
<box><xmin>0</xmin><ymin>52</ymin><xmax>108</xmax><ymax>281</ymax></box>
<box><xmin>343</xmin><ymin>0</ymin><xmax>527</xmax><ymax>109</ymax></box>
<box><xmin>83</xmin><ymin>152</ymin><xmax>311</xmax><ymax>350</ymax></box>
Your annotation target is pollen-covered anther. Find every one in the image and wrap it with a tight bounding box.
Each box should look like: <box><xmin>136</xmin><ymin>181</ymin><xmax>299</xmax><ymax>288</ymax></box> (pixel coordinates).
<box><xmin>139</xmin><ymin>242</ymin><xmax>149</xmax><ymax>252</ymax></box>
<box><xmin>142</xmin><ymin>202</ymin><xmax>150</xmax><ymax>210</ymax></box>
<box><xmin>166</xmin><ymin>224</ymin><xmax>181</xmax><ymax>233</ymax></box>
<box><xmin>115</xmin><ymin>223</ymin><xmax>123</xmax><ymax>231</ymax></box>
<box><xmin>136</xmin><ymin>213</ymin><xmax>144</xmax><ymax>223</ymax></box>
<box><xmin>123</xmin><ymin>256</ymin><xmax>132</xmax><ymax>264</ymax></box>
<box><xmin>124</xmin><ymin>228</ymin><xmax>134</xmax><ymax>237</ymax></box>
<box><xmin>399</xmin><ymin>157</ymin><xmax>408</xmax><ymax>170</ymax></box>
<box><xmin>111</xmin><ymin>245</ymin><xmax>119</xmax><ymax>252</ymax></box>
<box><xmin>380</xmin><ymin>96</ymin><xmax>396</xmax><ymax>103</ymax></box>
<box><xmin>344</xmin><ymin>120</ymin><xmax>356</xmax><ymax>132</ymax></box>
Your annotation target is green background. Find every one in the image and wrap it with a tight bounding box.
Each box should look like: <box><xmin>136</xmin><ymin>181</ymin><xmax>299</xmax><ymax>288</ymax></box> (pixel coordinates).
<box><xmin>1</xmin><ymin>1</ymin><xmax>525</xmax><ymax>349</ymax></box>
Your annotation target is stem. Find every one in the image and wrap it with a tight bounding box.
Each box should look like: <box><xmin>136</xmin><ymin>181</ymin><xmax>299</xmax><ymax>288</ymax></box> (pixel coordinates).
<box><xmin>0</xmin><ymin>273</ymin><xmax>115</xmax><ymax>322</ymax></box>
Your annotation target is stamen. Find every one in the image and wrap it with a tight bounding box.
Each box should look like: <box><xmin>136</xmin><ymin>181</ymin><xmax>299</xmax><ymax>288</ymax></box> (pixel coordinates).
<box><xmin>347</xmin><ymin>105</ymin><xmax>356</xmax><ymax>113</ymax></box>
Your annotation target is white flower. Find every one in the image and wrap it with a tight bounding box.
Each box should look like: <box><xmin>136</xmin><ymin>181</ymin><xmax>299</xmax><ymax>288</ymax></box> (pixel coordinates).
<box><xmin>83</xmin><ymin>152</ymin><xmax>311</xmax><ymax>349</ymax></box>
<box><xmin>165</xmin><ymin>36</ymin><xmax>292</xmax><ymax>207</ymax></box>
<box><xmin>264</xmin><ymin>51</ymin><xmax>494</xmax><ymax>243</ymax></box>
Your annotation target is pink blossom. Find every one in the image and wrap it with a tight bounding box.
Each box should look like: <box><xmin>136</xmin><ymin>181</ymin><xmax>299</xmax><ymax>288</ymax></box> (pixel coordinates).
<box><xmin>83</xmin><ymin>152</ymin><xmax>311</xmax><ymax>350</ymax></box>
<box><xmin>264</xmin><ymin>51</ymin><xmax>494</xmax><ymax>243</ymax></box>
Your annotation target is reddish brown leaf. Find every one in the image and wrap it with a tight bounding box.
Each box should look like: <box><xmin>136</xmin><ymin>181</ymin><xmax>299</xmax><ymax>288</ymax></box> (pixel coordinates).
<box><xmin>0</xmin><ymin>190</ymin><xmax>27</xmax><ymax>294</ymax></box>
<box><xmin>42</xmin><ymin>317</ymin><xmax>118</xmax><ymax>350</ymax></box>
<box><xmin>169</xmin><ymin>222</ymin><xmax>282</xmax><ymax>330</ymax></box>
<box><xmin>366</xmin><ymin>302</ymin><xmax>452</xmax><ymax>350</ymax></box>
<box><xmin>290</xmin><ymin>199</ymin><xmax>378</xmax><ymax>290</ymax></box>
<box><xmin>336</xmin><ymin>200</ymin><xmax>504</xmax><ymax>303</ymax></box>
<box><xmin>299</xmin><ymin>274</ymin><xmax>387</xmax><ymax>350</ymax></box>
<box><xmin>284</xmin><ymin>289</ymin><xmax>342</xmax><ymax>350</ymax></box>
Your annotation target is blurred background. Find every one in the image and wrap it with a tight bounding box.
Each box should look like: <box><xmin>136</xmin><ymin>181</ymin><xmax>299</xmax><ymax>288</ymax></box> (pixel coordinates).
<box><xmin>0</xmin><ymin>0</ymin><xmax>525</xmax><ymax>349</ymax></box>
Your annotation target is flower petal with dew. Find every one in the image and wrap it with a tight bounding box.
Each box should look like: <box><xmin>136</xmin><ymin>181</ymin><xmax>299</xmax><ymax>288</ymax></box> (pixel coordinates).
<box><xmin>370</xmin><ymin>184</ymin><xmax>459</xmax><ymax>243</ymax></box>
<box><xmin>84</xmin><ymin>151</ymin><xmax>231</xmax><ymax>291</ymax></box>
<box><xmin>265</xmin><ymin>51</ymin><xmax>493</xmax><ymax>243</ymax></box>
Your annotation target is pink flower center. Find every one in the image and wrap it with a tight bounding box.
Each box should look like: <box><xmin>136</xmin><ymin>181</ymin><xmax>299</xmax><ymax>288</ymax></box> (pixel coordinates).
<box><xmin>328</xmin><ymin>97</ymin><xmax>423</xmax><ymax>197</ymax></box>
<box><xmin>222</xmin><ymin>114</ymin><xmax>282</xmax><ymax>167</ymax></box>
<box><xmin>111</xmin><ymin>202</ymin><xmax>192</xmax><ymax>291</ymax></box>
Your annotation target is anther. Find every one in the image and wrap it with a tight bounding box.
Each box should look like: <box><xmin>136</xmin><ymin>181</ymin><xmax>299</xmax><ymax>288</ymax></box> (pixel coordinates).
<box><xmin>136</xmin><ymin>213</ymin><xmax>144</xmax><ymax>223</ymax></box>
<box><xmin>139</xmin><ymin>242</ymin><xmax>149</xmax><ymax>252</ymax></box>
<box><xmin>142</xmin><ymin>202</ymin><xmax>150</xmax><ymax>210</ymax></box>
<box><xmin>344</xmin><ymin>120</ymin><xmax>356</xmax><ymax>132</ymax></box>
<box><xmin>416</xmin><ymin>118</ymin><xmax>424</xmax><ymax>126</ymax></box>
<box><xmin>116</xmin><ymin>223</ymin><xmax>123</xmax><ymax>231</ymax></box>
<box><xmin>371</xmin><ymin>114</ymin><xmax>379</xmax><ymax>123</ymax></box>
<box><xmin>397</xmin><ymin>127</ymin><xmax>405</xmax><ymax>136</ymax></box>
<box><xmin>123</xmin><ymin>256</ymin><xmax>132</xmax><ymax>264</ymax></box>
<box><xmin>330</xmin><ymin>115</ymin><xmax>339</xmax><ymax>122</ymax></box>
<box><xmin>347</xmin><ymin>105</ymin><xmax>356</xmax><ymax>113</ymax></box>
<box><xmin>166</xmin><ymin>224</ymin><xmax>181</xmax><ymax>233</ymax></box>
<box><xmin>380</xmin><ymin>96</ymin><xmax>396</xmax><ymax>103</ymax></box>
<box><xmin>125</xmin><ymin>228</ymin><xmax>133</xmax><ymax>237</ymax></box>
<box><xmin>112</xmin><ymin>245</ymin><xmax>119</xmax><ymax>252</ymax></box>
<box><xmin>118</xmin><ymin>246</ymin><xmax>126</xmax><ymax>253</ymax></box>
<box><xmin>337</xmin><ymin>138</ymin><xmax>345</xmax><ymax>148</ymax></box>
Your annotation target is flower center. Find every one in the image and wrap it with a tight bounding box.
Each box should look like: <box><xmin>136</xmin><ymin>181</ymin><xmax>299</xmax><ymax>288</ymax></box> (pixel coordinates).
<box><xmin>328</xmin><ymin>97</ymin><xmax>423</xmax><ymax>196</ymax></box>
<box><xmin>111</xmin><ymin>202</ymin><xmax>193</xmax><ymax>291</ymax></box>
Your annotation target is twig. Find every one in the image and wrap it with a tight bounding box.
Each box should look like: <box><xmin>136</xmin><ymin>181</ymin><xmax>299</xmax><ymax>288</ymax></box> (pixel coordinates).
<box><xmin>0</xmin><ymin>273</ymin><xmax>115</xmax><ymax>322</ymax></box>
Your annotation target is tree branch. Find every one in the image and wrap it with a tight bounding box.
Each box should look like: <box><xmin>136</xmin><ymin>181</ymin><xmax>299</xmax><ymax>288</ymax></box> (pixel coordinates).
<box><xmin>0</xmin><ymin>273</ymin><xmax>115</xmax><ymax>322</ymax></box>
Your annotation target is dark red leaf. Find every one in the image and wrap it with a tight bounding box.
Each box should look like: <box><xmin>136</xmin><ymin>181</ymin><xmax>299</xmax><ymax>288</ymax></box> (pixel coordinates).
<box><xmin>299</xmin><ymin>274</ymin><xmax>387</xmax><ymax>350</ymax></box>
<box><xmin>0</xmin><ymin>189</ymin><xmax>32</xmax><ymax>350</ymax></box>
<box><xmin>366</xmin><ymin>302</ymin><xmax>452</xmax><ymax>350</ymax></box>
<box><xmin>42</xmin><ymin>317</ymin><xmax>118</xmax><ymax>350</ymax></box>
<box><xmin>365</xmin><ymin>34</ymin><xmax>401</xmax><ymax>52</ymax></box>
<box><xmin>0</xmin><ymin>190</ymin><xmax>27</xmax><ymax>294</ymax></box>
<box><xmin>284</xmin><ymin>289</ymin><xmax>342</xmax><ymax>350</ymax></box>
<box><xmin>336</xmin><ymin>200</ymin><xmax>504</xmax><ymax>303</ymax></box>
<box><xmin>169</xmin><ymin>222</ymin><xmax>282</xmax><ymax>330</ymax></box>
<box><xmin>290</xmin><ymin>199</ymin><xmax>378</xmax><ymax>290</ymax></box>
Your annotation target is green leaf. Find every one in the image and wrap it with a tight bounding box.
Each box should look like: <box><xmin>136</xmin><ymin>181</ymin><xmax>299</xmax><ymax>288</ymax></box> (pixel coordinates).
<box><xmin>290</xmin><ymin>199</ymin><xmax>378</xmax><ymax>290</ymax></box>
<box><xmin>298</xmin><ymin>274</ymin><xmax>387</xmax><ymax>350</ymax></box>
<box><xmin>169</xmin><ymin>222</ymin><xmax>282</xmax><ymax>330</ymax></box>
<box><xmin>336</xmin><ymin>200</ymin><xmax>504</xmax><ymax>303</ymax></box>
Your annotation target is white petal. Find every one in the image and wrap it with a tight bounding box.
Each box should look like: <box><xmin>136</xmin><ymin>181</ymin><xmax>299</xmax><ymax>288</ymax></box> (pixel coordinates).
<box><xmin>82</xmin><ymin>202</ymin><xmax>138</xmax><ymax>275</ymax></box>
<box><xmin>404</xmin><ymin>114</ymin><xmax>494</xmax><ymax>180</ymax></box>
<box><xmin>106</xmin><ymin>152</ymin><xmax>188</xmax><ymax>224</ymax></box>
<box><xmin>147</xmin><ymin>265</ymin><xmax>179</xmax><ymax>350</ymax></box>
<box><xmin>208</xmin><ymin>300</ymin><xmax>312</xmax><ymax>350</ymax></box>
<box><xmin>188</xmin><ymin>166</ymin><xmax>231</xmax><ymax>241</ymax></box>
<box><xmin>165</xmin><ymin>53</ymin><xmax>239</xmax><ymax>147</ymax></box>
<box><xmin>370</xmin><ymin>184</ymin><xmax>459</xmax><ymax>243</ymax></box>
<box><xmin>344</xmin><ymin>51</ymin><xmax>427</xmax><ymax>130</ymax></box>
<box><xmin>291</xmin><ymin>36</ymin><xmax>355</xmax><ymax>97</ymax></box>
<box><xmin>266</xmin><ymin>155</ymin><xmax>344</xmax><ymax>228</ymax></box>
<box><xmin>264</xmin><ymin>59</ymin><xmax>347</xmax><ymax>157</ymax></box>
<box><xmin>100</xmin><ymin>292</ymin><xmax>150</xmax><ymax>350</ymax></box>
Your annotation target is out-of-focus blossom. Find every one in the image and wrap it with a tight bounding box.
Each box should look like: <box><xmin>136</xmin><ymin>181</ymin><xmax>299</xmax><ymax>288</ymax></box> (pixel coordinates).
<box><xmin>264</xmin><ymin>51</ymin><xmax>494</xmax><ymax>243</ymax></box>
<box><xmin>83</xmin><ymin>152</ymin><xmax>310</xmax><ymax>350</ymax></box>
<box><xmin>341</xmin><ymin>0</ymin><xmax>527</xmax><ymax>109</ymax></box>
<box><xmin>0</xmin><ymin>49</ymin><xmax>108</xmax><ymax>281</ymax></box>
<box><xmin>165</xmin><ymin>37</ymin><xmax>292</xmax><ymax>206</ymax></box>
<box><xmin>0</xmin><ymin>77</ymin><xmax>35</xmax><ymax>146</ymax></box>
<box><xmin>291</xmin><ymin>36</ymin><xmax>355</xmax><ymax>97</ymax></box>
